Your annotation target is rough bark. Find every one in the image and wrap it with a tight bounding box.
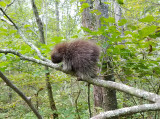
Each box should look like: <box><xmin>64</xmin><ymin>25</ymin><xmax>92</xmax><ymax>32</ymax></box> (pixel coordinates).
<box><xmin>94</xmin><ymin>0</ymin><xmax>118</xmax><ymax>115</ymax></box>
<box><xmin>81</xmin><ymin>0</ymin><xmax>95</xmax><ymax>31</ymax></box>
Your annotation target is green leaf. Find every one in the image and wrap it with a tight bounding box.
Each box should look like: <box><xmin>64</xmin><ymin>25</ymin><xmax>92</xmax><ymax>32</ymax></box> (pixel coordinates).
<box><xmin>116</xmin><ymin>45</ymin><xmax>125</xmax><ymax>49</ymax></box>
<box><xmin>80</xmin><ymin>3</ymin><xmax>90</xmax><ymax>13</ymax></box>
<box><xmin>51</xmin><ymin>36</ymin><xmax>64</xmax><ymax>44</ymax></box>
<box><xmin>81</xmin><ymin>27</ymin><xmax>92</xmax><ymax>33</ymax></box>
<box><xmin>138</xmin><ymin>25</ymin><xmax>157</xmax><ymax>38</ymax></box>
<box><xmin>9</xmin><ymin>30</ymin><xmax>17</xmax><ymax>34</ymax></box>
<box><xmin>117</xmin><ymin>0</ymin><xmax>124</xmax><ymax>4</ymax></box>
<box><xmin>90</xmin><ymin>10</ymin><xmax>101</xmax><ymax>15</ymax></box>
<box><xmin>79</xmin><ymin>0</ymin><xmax>86</xmax><ymax>2</ymax></box>
<box><xmin>81</xmin><ymin>3</ymin><xmax>89</xmax><ymax>9</ymax></box>
<box><xmin>0</xmin><ymin>28</ymin><xmax>7</xmax><ymax>32</ymax></box>
<box><xmin>42</xmin><ymin>69</ymin><xmax>50</xmax><ymax>73</ymax></box>
<box><xmin>104</xmin><ymin>2</ymin><xmax>111</xmax><ymax>5</ymax></box>
<box><xmin>101</xmin><ymin>17</ymin><xmax>115</xmax><ymax>24</ymax></box>
<box><xmin>128</xmin><ymin>25</ymin><xmax>137</xmax><ymax>30</ymax></box>
<box><xmin>0</xmin><ymin>1</ymin><xmax>6</xmax><ymax>7</ymax></box>
<box><xmin>24</xmin><ymin>24</ymin><xmax>31</xmax><ymax>28</ymax></box>
<box><xmin>0</xmin><ymin>67</ymin><xmax>6</xmax><ymax>72</ymax></box>
<box><xmin>139</xmin><ymin>15</ymin><xmax>155</xmax><ymax>22</ymax></box>
<box><xmin>118</xmin><ymin>19</ymin><xmax>127</xmax><ymax>26</ymax></box>
<box><xmin>124</xmin><ymin>31</ymin><xmax>133</xmax><ymax>35</ymax></box>
<box><xmin>0</xmin><ymin>61</ymin><xmax>9</xmax><ymax>71</ymax></box>
<box><xmin>71</xmin><ymin>35</ymin><xmax>78</xmax><ymax>38</ymax></box>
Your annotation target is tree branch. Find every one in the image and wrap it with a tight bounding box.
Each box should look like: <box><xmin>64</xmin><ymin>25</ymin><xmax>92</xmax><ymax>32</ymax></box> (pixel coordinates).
<box><xmin>4</xmin><ymin>0</ymin><xmax>16</xmax><ymax>11</ymax></box>
<box><xmin>81</xmin><ymin>78</ymin><xmax>160</xmax><ymax>103</ymax></box>
<box><xmin>0</xmin><ymin>8</ymin><xmax>50</xmax><ymax>63</ymax></box>
<box><xmin>0</xmin><ymin>16</ymin><xmax>13</xmax><ymax>25</ymax></box>
<box><xmin>1</xmin><ymin>48</ymin><xmax>160</xmax><ymax>103</ymax></box>
<box><xmin>0</xmin><ymin>71</ymin><xmax>42</xmax><ymax>119</ymax></box>
<box><xmin>91</xmin><ymin>103</ymin><xmax>160</xmax><ymax>119</ymax></box>
<box><xmin>0</xmin><ymin>0</ymin><xmax>16</xmax><ymax>25</ymax></box>
<box><xmin>0</xmin><ymin>49</ymin><xmax>59</xmax><ymax>69</ymax></box>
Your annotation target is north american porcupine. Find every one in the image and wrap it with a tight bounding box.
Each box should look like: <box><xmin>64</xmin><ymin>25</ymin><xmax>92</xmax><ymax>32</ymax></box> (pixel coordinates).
<box><xmin>51</xmin><ymin>40</ymin><xmax>100</xmax><ymax>79</ymax></box>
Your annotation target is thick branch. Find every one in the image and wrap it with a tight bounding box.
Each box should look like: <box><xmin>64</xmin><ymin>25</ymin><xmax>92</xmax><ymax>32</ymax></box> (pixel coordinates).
<box><xmin>0</xmin><ymin>71</ymin><xmax>42</xmax><ymax>119</ymax></box>
<box><xmin>91</xmin><ymin>103</ymin><xmax>160</xmax><ymax>119</ymax></box>
<box><xmin>81</xmin><ymin>78</ymin><xmax>160</xmax><ymax>103</ymax></box>
<box><xmin>1</xmin><ymin>49</ymin><xmax>160</xmax><ymax>103</ymax></box>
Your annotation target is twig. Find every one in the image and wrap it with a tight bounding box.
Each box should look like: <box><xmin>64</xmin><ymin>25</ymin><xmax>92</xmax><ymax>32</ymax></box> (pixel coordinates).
<box><xmin>4</xmin><ymin>0</ymin><xmax>16</xmax><ymax>11</ymax></box>
<box><xmin>0</xmin><ymin>8</ymin><xmax>18</xmax><ymax>29</ymax></box>
<box><xmin>75</xmin><ymin>90</ymin><xmax>81</xmax><ymax>119</ymax></box>
<box><xmin>88</xmin><ymin>83</ymin><xmax>92</xmax><ymax>118</ymax></box>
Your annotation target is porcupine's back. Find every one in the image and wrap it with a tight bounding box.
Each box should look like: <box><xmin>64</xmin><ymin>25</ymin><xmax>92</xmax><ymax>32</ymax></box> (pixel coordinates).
<box><xmin>64</xmin><ymin>40</ymin><xmax>100</xmax><ymax>79</ymax></box>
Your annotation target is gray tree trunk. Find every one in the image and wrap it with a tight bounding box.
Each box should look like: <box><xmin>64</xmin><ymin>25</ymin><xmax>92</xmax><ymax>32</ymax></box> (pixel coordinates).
<box><xmin>81</xmin><ymin>0</ymin><xmax>118</xmax><ymax>117</ymax></box>
<box><xmin>94</xmin><ymin>0</ymin><xmax>118</xmax><ymax>113</ymax></box>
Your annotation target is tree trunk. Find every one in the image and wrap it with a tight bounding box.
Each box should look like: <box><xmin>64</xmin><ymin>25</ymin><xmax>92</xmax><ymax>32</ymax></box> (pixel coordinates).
<box><xmin>31</xmin><ymin>0</ymin><xmax>58</xmax><ymax>118</ymax></box>
<box><xmin>94</xmin><ymin>0</ymin><xmax>118</xmax><ymax>116</ymax></box>
<box><xmin>81</xmin><ymin>0</ymin><xmax>118</xmax><ymax>117</ymax></box>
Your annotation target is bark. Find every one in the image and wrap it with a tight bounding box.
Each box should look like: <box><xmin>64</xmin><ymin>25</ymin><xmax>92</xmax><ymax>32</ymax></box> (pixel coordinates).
<box><xmin>94</xmin><ymin>0</ymin><xmax>118</xmax><ymax>115</ymax></box>
<box><xmin>81</xmin><ymin>0</ymin><xmax>95</xmax><ymax>30</ymax></box>
<box><xmin>94</xmin><ymin>86</ymin><xmax>103</xmax><ymax>108</ymax></box>
<box><xmin>80</xmin><ymin>77</ymin><xmax>160</xmax><ymax>103</ymax></box>
<box><xmin>114</xmin><ymin>0</ymin><xmax>124</xmax><ymax>36</ymax></box>
<box><xmin>102</xmin><ymin>72</ymin><xmax>117</xmax><ymax>111</ymax></box>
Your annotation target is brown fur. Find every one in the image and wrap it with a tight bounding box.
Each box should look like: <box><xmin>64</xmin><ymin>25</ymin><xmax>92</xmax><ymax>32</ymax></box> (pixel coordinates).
<box><xmin>51</xmin><ymin>40</ymin><xmax>100</xmax><ymax>79</ymax></box>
